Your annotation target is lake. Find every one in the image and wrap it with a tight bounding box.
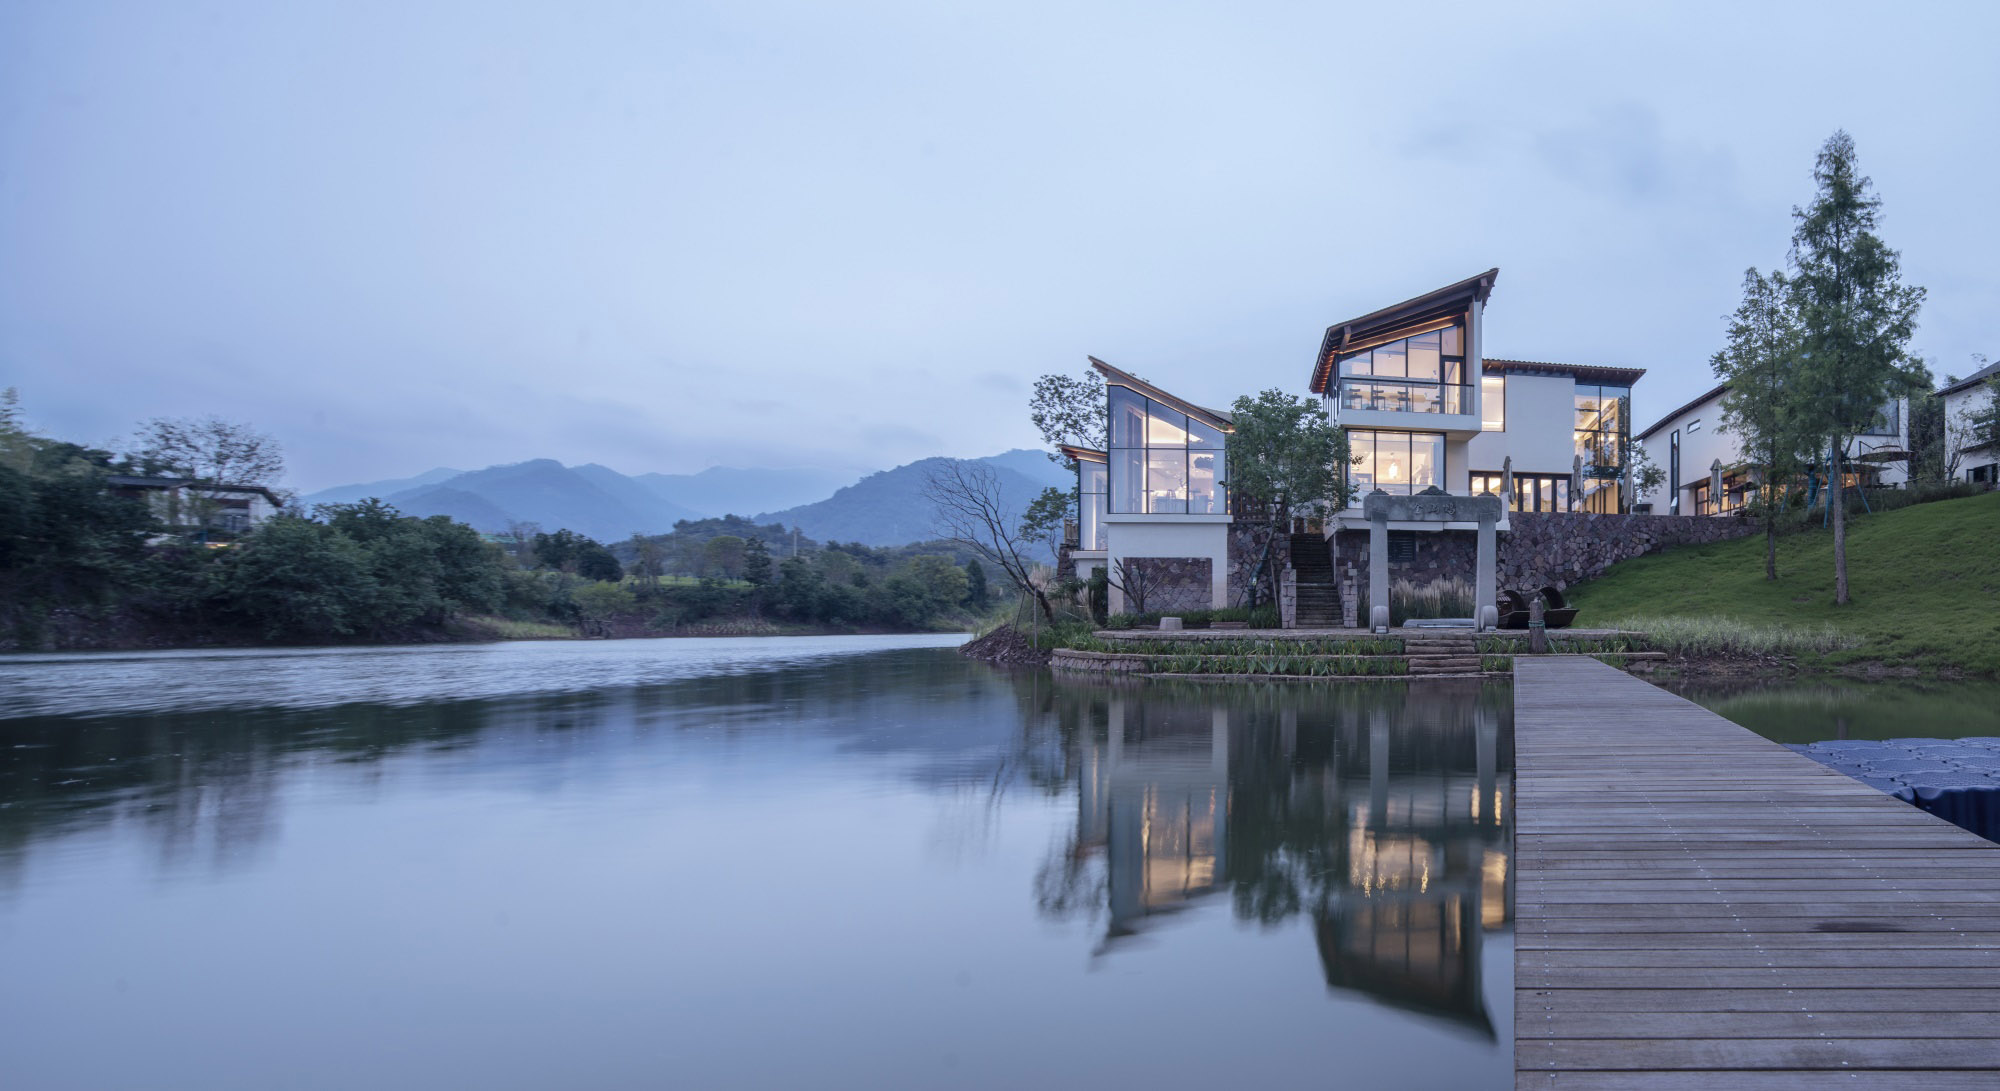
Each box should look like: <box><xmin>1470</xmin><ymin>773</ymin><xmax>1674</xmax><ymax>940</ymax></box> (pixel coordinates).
<box><xmin>1667</xmin><ymin>675</ymin><xmax>2000</xmax><ymax>743</ymax></box>
<box><xmin>0</xmin><ymin>636</ymin><xmax>1514</xmax><ymax>1090</ymax></box>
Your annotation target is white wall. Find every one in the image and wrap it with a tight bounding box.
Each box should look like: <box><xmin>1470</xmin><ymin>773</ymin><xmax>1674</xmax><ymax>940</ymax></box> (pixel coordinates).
<box><xmin>1639</xmin><ymin>394</ymin><xmax>1916</xmax><ymax>510</ymax></box>
<box><xmin>1947</xmin><ymin>383</ymin><xmax>1998</xmax><ymax>479</ymax></box>
<box><xmin>1638</xmin><ymin>392</ymin><xmax>1733</xmax><ymax>512</ymax></box>
<box><xmin>1464</xmin><ymin>372</ymin><xmax>1578</xmax><ymax>477</ymax></box>
<box><xmin>1102</xmin><ymin>518</ymin><xmax>1229</xmax><ymax>614</ymax></box>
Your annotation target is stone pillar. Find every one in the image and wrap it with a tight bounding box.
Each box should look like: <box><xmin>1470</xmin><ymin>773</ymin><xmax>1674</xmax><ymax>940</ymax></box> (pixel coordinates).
<box><xmin>1475</xmin><ymin>514</ymin><xmax>1496</xmax><ymax>632</ymax></box>
<box><xmin>1368</xmin><ymin>510</ymin><xmax>1389</xmax><ymax>633</ymax></box>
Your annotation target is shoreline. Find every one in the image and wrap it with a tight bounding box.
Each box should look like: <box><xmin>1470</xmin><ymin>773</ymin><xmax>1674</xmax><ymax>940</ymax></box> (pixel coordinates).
<box><xmin>5</xmin><ymin>614</ymin><xmax>973</xmax><ymax>656</ymax></box>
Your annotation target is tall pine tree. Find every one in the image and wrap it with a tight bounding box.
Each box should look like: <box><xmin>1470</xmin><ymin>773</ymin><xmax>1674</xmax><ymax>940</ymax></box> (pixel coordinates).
<box><xmin>1712</xmin><ymin>267</ymin><xmax>1805</xmax><ymax>580</ymax></box>
<box><xmin>1787</xmin><ymin>131</ymin><xmax>1926</xmax><ymax>605</ymax></box>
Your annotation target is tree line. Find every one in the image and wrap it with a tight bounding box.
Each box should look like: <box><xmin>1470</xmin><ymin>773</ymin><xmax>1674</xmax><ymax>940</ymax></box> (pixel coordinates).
<box><xmin>0</xmin><ymin>396</ymin><xmax>993</xmax><ymax>647</ymax></box>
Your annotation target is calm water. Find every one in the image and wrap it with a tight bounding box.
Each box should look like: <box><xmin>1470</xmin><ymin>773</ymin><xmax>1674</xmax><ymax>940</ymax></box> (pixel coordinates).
<box><xmin>0</xmin><ymin>636</ymin><xmax>1514</xmax><ymax>1090</ymax></box>
<box><xmin>1667</xmin><ymin>676</ymin><xmax>2000</xmax><ymax>743</ymax></box>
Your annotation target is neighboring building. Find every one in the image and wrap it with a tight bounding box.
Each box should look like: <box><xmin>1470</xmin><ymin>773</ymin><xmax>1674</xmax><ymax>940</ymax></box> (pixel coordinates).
<box><xmin>1310</xmin><ymin>268</ymin><xmax>1645</xmax><ymax>527</ymax></box>
<box><xmin>107</xmin><ymin>476</ymin><xmax>285</xmax><ymax>535</ymax></box>
<box><xmin>1066</xmin><ymin>357</ymin><xmax>1234</xmax><ymax>616</ymax></box>
<box><xmin>1635</xmin><ymin>384</ymin><xmax>1912</xmax><ymax>516</ymax></box>
<box><xmin>1940</xmin><ymin>360</ymin><xmax>2000</xmax><ymax>485</ymax></box>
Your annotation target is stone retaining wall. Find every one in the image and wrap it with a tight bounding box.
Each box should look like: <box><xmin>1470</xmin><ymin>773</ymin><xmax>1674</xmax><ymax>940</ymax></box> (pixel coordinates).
<box><xmin>1124</xmin><ymin>556</ymin><xmax>1212</xmax><ymax>614</ymax></box>
<box><xmin>1225</xmin><ymin>524</ymin><xmax>1288</xmax><ymax>606</ymax></box>
<box><xmin>1499</xmin><ymin>511</ymin><xmax>1757</xmax><ymax>590</ymax></box>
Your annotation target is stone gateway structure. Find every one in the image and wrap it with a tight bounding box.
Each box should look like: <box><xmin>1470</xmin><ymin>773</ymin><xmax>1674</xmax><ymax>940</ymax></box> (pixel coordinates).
<box><xmin>1360</xmin><ymin>489</ymin><xmax>1504</xmax><ymax>632</ymax></box>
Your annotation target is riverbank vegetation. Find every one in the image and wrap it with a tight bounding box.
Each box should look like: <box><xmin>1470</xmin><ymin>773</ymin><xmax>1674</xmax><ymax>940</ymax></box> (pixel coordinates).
<box><xmin>0</xmin><ymin>395</ymin><xmax>990</xmax><ymax>650</ymax></box>
<box><xmin>1573</xmin><ymin>492</ymin><xmax>1998</xmax><ymax>677</ymax></box>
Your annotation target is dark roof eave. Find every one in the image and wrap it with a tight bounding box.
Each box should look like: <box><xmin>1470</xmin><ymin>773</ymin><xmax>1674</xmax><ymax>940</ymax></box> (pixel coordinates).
<box><xmin>1938</xmin><ymin>359</ymin><xmax>2000</xmax><ymax>397</ymax></box>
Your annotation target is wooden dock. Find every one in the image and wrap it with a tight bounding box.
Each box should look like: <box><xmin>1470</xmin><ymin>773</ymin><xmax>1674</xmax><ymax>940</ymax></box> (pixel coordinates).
<box><xmin>1514</xmin><ymin>657</ymin><xmax>2000</xmax><ymax>1089</ymax></box>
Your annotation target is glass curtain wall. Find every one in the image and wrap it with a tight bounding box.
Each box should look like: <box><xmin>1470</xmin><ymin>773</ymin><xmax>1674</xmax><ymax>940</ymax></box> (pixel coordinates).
<box><xmin>1108</xmin><ymin>385</ymin><xmax>1227</xmax><ymax>515</ymax></box>
<box><xmin>1077</xmin><ymin>457</ymin><xmax>1108</xmax><ymax>549</ymax></box>
<box><xmin>1336</xmin><ymin>325</ymin><xmax>1470</xmax><ymax>416</ymax></box>
<box><xmin>1348</xmin><ymin>430</ymin><xmax>1443</xmax><ymax>503</ymax></box>
<box><xmin>1574</xmin><ymin>384</ymin><xmax>1630</xmax><ymax>514</ymax></box>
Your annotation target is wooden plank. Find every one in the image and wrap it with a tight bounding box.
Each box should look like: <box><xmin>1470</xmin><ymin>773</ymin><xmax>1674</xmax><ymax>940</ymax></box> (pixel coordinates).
<box><xmin>1519</xmin><ymin>988</ymin><xmax>2000</xmax><ymax>1012</ymax></box>
<box><xmin>1516</xmin><ymin>1074</ymin><xmax>2000</xmax><ymax>1091</ymax></box>
<box><xmin>1513</xmin><ymin>657</ymin><xmax>2000</xmax><ymax>1084</ymax></box>
<box><xmin>1517</xmin><ymin>1037</ymin><xmax>2000</xmax><ymax>1070</ymax></box>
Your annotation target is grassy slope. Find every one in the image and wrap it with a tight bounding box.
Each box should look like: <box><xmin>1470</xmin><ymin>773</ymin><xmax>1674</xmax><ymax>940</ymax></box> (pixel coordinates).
<box><xmin>1572</xmin><ymin>492</ymin><xmax>2000</xmax><ymax>676</ymax></box>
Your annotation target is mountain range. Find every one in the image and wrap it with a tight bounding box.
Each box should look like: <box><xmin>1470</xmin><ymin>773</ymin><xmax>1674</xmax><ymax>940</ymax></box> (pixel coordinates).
<box><xmin>301</xmin><ymin>450</ymin><xmax>1070</xmax><ymax>547</ymax></box>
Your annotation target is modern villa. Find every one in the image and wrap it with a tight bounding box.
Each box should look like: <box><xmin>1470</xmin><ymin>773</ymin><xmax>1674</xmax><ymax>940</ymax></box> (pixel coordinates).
<box><xmin>1068</xmin><ymin>268</ymin><xmax>1654</xmax><ymax>618</ymax></box>
<box><xmin>1635</xmin><ymin>384</ymin><xmax>1912</xmax><ymax>516</ymax></box>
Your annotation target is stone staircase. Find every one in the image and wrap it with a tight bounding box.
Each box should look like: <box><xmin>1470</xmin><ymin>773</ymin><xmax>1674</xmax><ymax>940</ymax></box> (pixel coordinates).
<box><xmin>1288</xmin><ymin>533</ymin><xmax>1341</xmax><ymax>628</ymax></box>
<box><xmin>1402</xmin><ymin>632</ymin><xmax>1483</xmax><ymax>675</ymax></box>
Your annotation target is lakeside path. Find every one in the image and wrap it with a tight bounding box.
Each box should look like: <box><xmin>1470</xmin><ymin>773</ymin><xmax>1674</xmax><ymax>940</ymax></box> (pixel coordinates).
<box><xmin>1514</xmin><ymin>657</ymin><xmax>2000</xmax><ymax>1089</ymax></box>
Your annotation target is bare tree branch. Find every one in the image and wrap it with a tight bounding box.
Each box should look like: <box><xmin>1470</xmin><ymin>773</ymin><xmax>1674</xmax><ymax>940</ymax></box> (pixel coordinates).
<box><xmin>923</xmin><ymin>459</ymin><xmax>1055</xmax><ymax>622</ymax></box>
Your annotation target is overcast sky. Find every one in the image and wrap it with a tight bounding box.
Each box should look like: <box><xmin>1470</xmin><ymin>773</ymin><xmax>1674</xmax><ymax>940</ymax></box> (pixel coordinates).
<box><xmin>3</xmin><ymin>1</ymin><xmax>1996</xmax><ymax>492</ymax></box>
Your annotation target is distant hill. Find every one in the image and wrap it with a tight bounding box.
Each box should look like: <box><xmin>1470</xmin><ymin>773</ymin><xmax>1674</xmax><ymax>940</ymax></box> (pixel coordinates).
<box><xmin>632</xmin><ymin>465</ymin><xmax>862</xmax><ymax>518</ymax></box>
<box><xmin>373</xmin><ymin>459</ymin><xmax>704</xmax><ymax>542</ymax></box>
<box><xmin>303</xmin><ymin>467</ymin><xmax>463</xmax><ymax>508</ymax></box>
<box><xmin>754</xmin><ymin>449</ymin><xmax>1071</xmax><ymax>548</ymax></box>
<box><xmin>303</xmin><ymin>450</ymin><xmax>1067</xmax><ymax>547</ymax></box>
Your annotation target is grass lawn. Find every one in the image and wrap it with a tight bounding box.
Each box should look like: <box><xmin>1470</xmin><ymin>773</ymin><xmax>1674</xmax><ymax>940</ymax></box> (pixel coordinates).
<box><xmin>1572</xmin><ymin>492</ymin><xmax>2000</xmax><ymax>677</ymax></box>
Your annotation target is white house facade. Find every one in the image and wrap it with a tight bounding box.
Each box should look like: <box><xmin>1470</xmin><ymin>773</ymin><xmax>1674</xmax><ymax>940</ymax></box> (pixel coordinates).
<box><xmin>1635</xmin><ymin>383</ymin><xmax>1912</xmax><ymax>516</ymax></box>
<box><xmin>1311</xmin><ymin>269</ymin><xmax>1644</xmax><ymax>531</ymax></box>
<box><xmin>1940</xmin><ymin>360</ymin><xmax>1999</xmax><ymax>484</ymax></box>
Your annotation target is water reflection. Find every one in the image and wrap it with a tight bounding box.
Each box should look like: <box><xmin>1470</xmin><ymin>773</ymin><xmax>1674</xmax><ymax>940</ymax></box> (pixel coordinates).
<box><xmin>1040</xmin><ymin>680</ymin><xmax>1513</xmax><ymax>1038</ymax></box>
<box><xmin>0</xmin><ymin>640</ymin><xmax>1512</xmax><ymax>1089</ymax></box>
<box><xmin>1666</xmin><ymin>675</ymin><xmax>2000</xmax><ymax>743</ymax></box>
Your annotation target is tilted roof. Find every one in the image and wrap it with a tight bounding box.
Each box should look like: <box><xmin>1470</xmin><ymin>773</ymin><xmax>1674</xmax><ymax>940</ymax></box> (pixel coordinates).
<box><xmin>1636</xmin><ymin>381</ymin><xmax>1729</xmax><ymax>441</ymax></box>
<box><xmin>1939</xmin><ymin>358</ymin><xmax>2000</xmax><ymax>397</ymax></box>
<box><xmin>1310</xmin><ymin>268</ymin><xmax>1500</xmax><ymax>393</ymax></box>
<box><xmin>1087</xmin><ymin>357</ymin><xmax>1234</xmax><ymax>429</ymax></box>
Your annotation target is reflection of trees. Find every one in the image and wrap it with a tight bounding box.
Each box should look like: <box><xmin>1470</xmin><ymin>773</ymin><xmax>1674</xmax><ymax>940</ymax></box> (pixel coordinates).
<box><xmin>0</xmin><ymin>647</ymin><xmax>1049</xmax><ymax>890</ymax></box>
<box><xmin>1037</xmin><ymin>679</ymin><xmax>1514</xmax><ymax>1036</ymax></box>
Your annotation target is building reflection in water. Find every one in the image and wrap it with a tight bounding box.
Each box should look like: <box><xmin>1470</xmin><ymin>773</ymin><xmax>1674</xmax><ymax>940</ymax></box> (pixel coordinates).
<box><xmin>1051</xmin><ymin>681</ymin><xmax>1512</xmax><ymax>1039</ymax></box>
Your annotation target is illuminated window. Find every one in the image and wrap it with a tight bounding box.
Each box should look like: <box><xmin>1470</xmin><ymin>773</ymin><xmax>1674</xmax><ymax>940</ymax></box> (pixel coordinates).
<box><xmin>1480</xmin><ymin>375</ymin><xmax>1505</xmax><ymax>431</ymax></box>
<box><xmin>1335</xmin><ymin>325</ymin><xmax>1471</xmax><ymax>416</ymax></box>
<box><xmin>1108</xmin><ymin>385</ymin><xmax>1229</xmax><ymax>515</ymax></box>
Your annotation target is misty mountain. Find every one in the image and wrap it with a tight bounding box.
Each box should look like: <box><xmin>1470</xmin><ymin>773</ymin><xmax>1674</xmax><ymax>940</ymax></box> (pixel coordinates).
<box><xmin>632</xmin><ymin>465</ymin><xmax>861</xmax><ymax>519</ymax></box>
<box><xmin>304</xmin><ymin>450</ymin><xmax>1068</xmax><ymax>547</ymax></box>
<box><xmin>754</xmin><ymin>449</ymin><xmax>1071</xmax><ymax>547</ymax></box>
<box><xmin>303</xmin><ymin>467</ymin><xmax>463</xmax><ymax>507</ymax></box>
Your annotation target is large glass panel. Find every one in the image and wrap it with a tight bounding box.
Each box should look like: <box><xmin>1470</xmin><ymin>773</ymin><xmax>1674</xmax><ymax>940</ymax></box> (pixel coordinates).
<box><xmin>1188</xmin><ymin>449</ymin><xmax>1225</xmax><ymax>514</ymax></box>
<box><xmin>1146</xmin><ymin>400</ymin><xmax>1189</xmax><ymax>447</ymax></box>
<box><xmin>1349</xmin><ymin>431</ymin><xmax>1376</xmax><ymax>500</ymax></box>
<box><xmin>1406</xmin><ymin>332</ymin><xmax>1441</xmax><ymax>381</ymax></box>
<box><xmin>1340</xmin><ymin>351</ymin><xmax>1372</xmax><ymax>377</ymax></box>
<box><xmin>1552</xmin><ymin>478</ymin><xmax>1569</xmax><ymax>512</ymax></box>
<box><xmin>1441</xmin><ymin>324</ymin><xmax>1462</xmax><ymax>356</ymax></box>
<box><xmin>1481</xmin><ymin>375</ymin><xmax>1505</xmax><ymax>431</ymax></box>
<box><xmin>1575</xmin><ymin>385</ymin><xmax>1604</xmax><ymax>429</ymax></box>
<box><xmin>1411</xmin><ymin>433</ymin><xmax>1441</xmax><ymax>491</ymax></box>
<box><xmin>1110</xmin><ymin>447</ymin><xmax>1144</xmax><ymax>514</ymax></box>
<box><xmin>1372</xmin><ymin>341</ymin><xmax>1407</xmax><ymax>379</ymax></box>
<box><xmin>1081</xmin><ymin>485</ymin><xmax>1107</xmax><ymax>550</ymax></box>
<box><xmin>1146</xmin><ymin>449</ymin><xmax>1188</xmax><ymax>513</ymax></box>
<box><xmin>1080</xmin><ymin>461</ymin><xmax>1107</xmax><ymax>495</ymax></box>
<box><xmin>1109</xmin><ymin>386</ymin><xmax>1148</xmax><ymax>449</ymax></box>
<box><xmin>1186</xmin><ymin>417</ymin><xmax>1225</xmax><ymax>449</ymax></box>
<box><xmin>1443</xmin><ymin>358</ymin><xmax>1464</xmax><ymax>386</ymax></box>
<box><xmin>1376</xmin><ymin>433</ymin><xmax>1412</xmax><ymax>494</ymax></box>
